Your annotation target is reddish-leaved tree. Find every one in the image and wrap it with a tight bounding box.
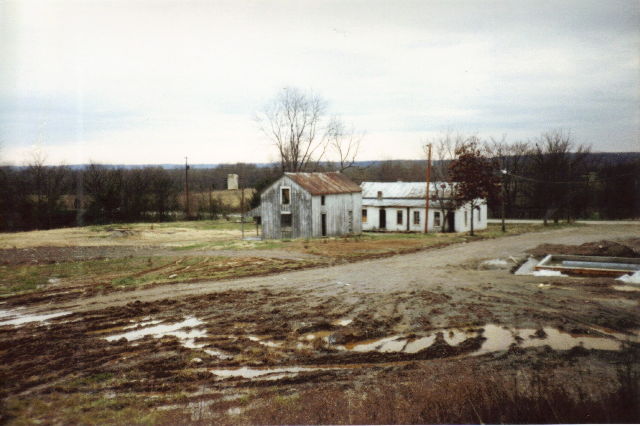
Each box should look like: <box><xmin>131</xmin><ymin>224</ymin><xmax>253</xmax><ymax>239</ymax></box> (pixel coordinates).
<box><xmin>449</xmin><ymin>140</ymin><xmax>501</xmax><ymax>236</ymax></box>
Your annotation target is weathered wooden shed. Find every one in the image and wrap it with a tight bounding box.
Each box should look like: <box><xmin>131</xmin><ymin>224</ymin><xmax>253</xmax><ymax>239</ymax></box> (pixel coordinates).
<box><xmin>258</xmin><ymin>172</ymin><xmax>362</xmax><ymax>239</ymax></box>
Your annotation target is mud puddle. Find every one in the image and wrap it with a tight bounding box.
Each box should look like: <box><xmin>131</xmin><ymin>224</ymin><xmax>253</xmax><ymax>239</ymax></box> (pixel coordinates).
<box><xmin>321</xmin><ymin>325</ymin><xmax>633</xmax><ymax>356</ymax></box>
<box><xmin>247</xmin><ymin>335</ymin><xmax>282</xmax><ymax>347</ymax></box>
<box><xmin>612</xmin><ymin>285</ymin><xmax>640</xmax><ymax>292</ymax></box>
<box><xmin>302</xmin><ymin>330</ymin><xmax>334</xmax><ymax>341</ymax></box>
<box><xmin>341</xmin><ymin>335</ymin><xmax>406</xmax><ymax>352</ymax></box>
<box><xmin>0</xmin><ymin>308</ymin><xmax>72</xmax><ymax>326</ymax></box>
<box><xmin>209</xmin><ymin>363</ymin><xmax>368</xmax><ymax>381</ymax></box>
<box><xmin>210</xmin><ymin>366</ymin><xmax>324</xmax><ymax>380</ymax></box>
<box><xmin>123</xmin><ymin>318</ymin><xmax>162</xmax><ymax>329</ymax></box>
<box><xmin>105</xmin><ymin>317</ymin><xmax>207</xmax><ymax>349</ymax></box>
<box><xmin>474</xmin><ymin>325</ymin><xmax>623</xmax><ymax>354</ymax></box>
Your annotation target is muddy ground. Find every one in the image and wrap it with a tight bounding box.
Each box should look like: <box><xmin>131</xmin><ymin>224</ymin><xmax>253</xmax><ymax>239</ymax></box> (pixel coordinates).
<box><xmin>0</xmin><ymin>224</ymin><xmax>639</xmax><ymax>423</ymax></box>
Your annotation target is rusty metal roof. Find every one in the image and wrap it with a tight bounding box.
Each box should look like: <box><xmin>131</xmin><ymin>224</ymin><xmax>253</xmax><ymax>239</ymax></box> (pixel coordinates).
<box><xmin>285</xmin><ymin>172</ymin><xmax>362</xmax><ymax>195</ymax></box>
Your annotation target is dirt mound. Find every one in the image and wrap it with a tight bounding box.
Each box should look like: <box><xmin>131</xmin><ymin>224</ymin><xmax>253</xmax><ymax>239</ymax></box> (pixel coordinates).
<box><xmin>527</xmin><ymin>239</ymin><xmax>639</xmax><ymax>258</ymax></box>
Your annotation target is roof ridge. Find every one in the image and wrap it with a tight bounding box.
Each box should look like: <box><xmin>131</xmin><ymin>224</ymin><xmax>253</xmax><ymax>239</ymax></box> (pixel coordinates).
<box><xmin>285</xmin><ymin>172</ymin><xmax>361</xmax><ymax>195</ymax></box>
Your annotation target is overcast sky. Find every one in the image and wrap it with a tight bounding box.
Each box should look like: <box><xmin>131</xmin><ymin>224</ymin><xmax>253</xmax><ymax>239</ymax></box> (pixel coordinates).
<box><xmin>1</xmin><ymin>0</ymin><xmax>638</xmax><ymax>165</ymax></box>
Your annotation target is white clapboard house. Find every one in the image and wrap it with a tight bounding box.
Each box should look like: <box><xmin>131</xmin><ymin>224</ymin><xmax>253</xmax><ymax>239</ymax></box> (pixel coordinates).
<box><xmin>360</xmin><ymin>181</ymin><xmax>487</xmax><ymax>233</ymax></box>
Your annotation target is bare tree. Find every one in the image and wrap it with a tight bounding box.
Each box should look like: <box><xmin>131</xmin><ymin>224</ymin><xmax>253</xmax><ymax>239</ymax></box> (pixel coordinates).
<box><xmin>326</xmin><ymin>116</ymin><xmax>362</xmax><ymax>172</ymax></box>
<box><xmin>257</xmin><ymin>87</ymin><xmax>328</xmax><ymax>172</ymax></box>
<box><xmin>532</xmin><ymin>130</ymin><xmax>590</xmax><ymax>224</ymax></box>
<box><xmin>25</xmin><ymin>151</ymin><xmax>69</xmax><ymax>228</ymax></box>
<box><xmin>83</xmin><ymin>163</ymin><xmax>124</xmax><ymax>223</ymax></box>
<box><xmin>485</xmin><ymin>137</ymin><xmax>531</xmax><ymax>219</ymax></box>
<box><xmin>424</xmin><ymin>132</ymin><xmax>466</xmax><ymax>231</ymax></box>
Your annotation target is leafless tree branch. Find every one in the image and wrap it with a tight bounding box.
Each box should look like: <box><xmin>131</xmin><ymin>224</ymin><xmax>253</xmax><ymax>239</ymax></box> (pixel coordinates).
<box><xmin>256</xmin><ymin>87</ymin><xmax>328</xmax><ymax>172</ymax></box>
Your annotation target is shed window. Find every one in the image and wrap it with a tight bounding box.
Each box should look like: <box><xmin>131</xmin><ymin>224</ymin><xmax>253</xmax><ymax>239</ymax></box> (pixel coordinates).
<box><xmin>464</xmin><ymin>210</ymin><xmax>468</xmax><ymax>226</ymax></box>
<box><xmin>281</xmin><ymin>187</ymin><xmax>290</xmax><ymax>205</ymax></box>
<box><xmin>434</xmin><ymin>211</ymin><xmax>441</xmax><ymax>227</ymax></box>
<box><xmin>281</xmin><ymin>213</ymin><xmax>292</xmax><ymax>227</ymax></box>
<box><xmin>396</xmin><ymin>210</ymin><xmax>403</xmax><ymax>225</ymax></box>
<box><xmin>362</xmin><ymin>209</ymin><xmax>368</xmax><ymax>223</ymax></box>
<box><xmin>377</xmin><ymin>191</ymin><xmax>383</xmax><ymax>200</ymax></box>
<box><xmin>413</xmin><ymin>211</ymin><xmax>420</xmax><ymax>225</ymax></box>
<box><xmin>321</xmin><ymin>195</ymin><xmax>325</xmax><ymax>206</ymax></box>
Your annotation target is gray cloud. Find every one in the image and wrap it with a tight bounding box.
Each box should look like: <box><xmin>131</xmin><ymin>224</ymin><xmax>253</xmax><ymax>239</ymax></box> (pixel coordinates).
<box><xmin>0</xmin><ymin>0</ymin><xmax>637</xmax><ymax>164</ymax></box>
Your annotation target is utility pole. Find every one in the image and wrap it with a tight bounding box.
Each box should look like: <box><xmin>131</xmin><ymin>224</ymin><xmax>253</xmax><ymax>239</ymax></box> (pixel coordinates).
<box><xmin>424</xmin><ymin>143</ymin><xmax>432</xmax><ymax>233</ymax></box>
<box><xmin>501</xmin><ymin>169</ymin><xmax>507</xmax><ymax>232</ymax></box>
<box><xmin>240</xmin><ymin>178</ymin><xmax>245</xmax><ymax>240</ymax></box>
<box><xmin>209</xmin><ymin>183</ymin><xmax>214</xmax><ymax>219</ymax></box>
<box><xmin>184</xmin><ymin>157</ymin><xmax>190</xmax><ymax>219</ymax></box>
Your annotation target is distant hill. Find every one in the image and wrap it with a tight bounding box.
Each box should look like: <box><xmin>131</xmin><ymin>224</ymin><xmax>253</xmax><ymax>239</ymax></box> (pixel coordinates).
<box><xmin>6</xmin><ymin>152</ymin><xmax>638</xmax><ymax>171</ymax></box>
<box><xmin>62</xmin><ymin>162</ymin><xmax>277</xmax><ymax>170</ymax></box>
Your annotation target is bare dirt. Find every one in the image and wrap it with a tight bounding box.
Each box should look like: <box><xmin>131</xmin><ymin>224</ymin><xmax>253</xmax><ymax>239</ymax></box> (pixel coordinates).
<box><xmin>0</xmin><ymin>245</ymin><xmax>320</xmax><ymax>265</ymax></box>
<box><xmin>0</xmin><ymin>245</ymin><xmax>162</xmax><ymax>265</ymax></box>
<box><xmin>18</xmin><ymin>223</ymin><xmax>636</xmax><ymax>311</ymax></box>
<box><xmin>1</xmin><ymin>223</ymin><xmax>639</xmax><ymax>423</ymax></box>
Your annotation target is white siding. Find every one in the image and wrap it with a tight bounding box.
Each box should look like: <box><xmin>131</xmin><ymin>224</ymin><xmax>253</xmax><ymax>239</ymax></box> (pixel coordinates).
<box><xmin>361</xmin><ymin>201</ymin><xmax>487</xmax><ymax>233</ymax></box>
<box><xmin>362</xmin><ymin>206</ymin><xmax>379</xmax><ymax>231</ymax></box>
<box><xmin>410</xmin><ymin>208</ymin><xmax>425</xmax><ymax>232</ymax></box>
<box><xmin>452</xmin><ymin>201</ymin><xmax>487</xmax><ymax>233</ymax></box>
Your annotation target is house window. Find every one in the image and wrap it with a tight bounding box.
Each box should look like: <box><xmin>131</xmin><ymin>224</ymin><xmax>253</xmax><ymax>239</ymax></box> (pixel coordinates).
<box><xmin>362</xmin><ymin>209</ymin><xmax>368</xmax><ymax>223</ymax></box>
<box><xmin>434</xmin><ymin>211</ymin><xmax>441</xmax><ymax>227</ymax></box>
<box><xmin>413</xmin><ymin>211</ymin><xmax>420</xmax><ymax>225</ymax></box>
<box><xmin>397</xmin><ymin>210</ymin><xmax>403</xmax><ymax>225</ymax></box>
<box><xmin>281</xmin><ymin>187</ymin><xmax>290</xmax><ymax>205</ymax></box>
<box><xmin>477</xmin><ymin>207</ymin><xmax>481</xmax><ymax>222</ymax></box>
<box><xmin>377</xmin><ymin>191</ymin><xmax>383</xmax><ymax>200</ymax></box>
<box><xmin>348</xmin><ymin>211</ymin><xmax>353</xmax><ymax>233</ymax></box>
<box><xmin>321</xmin><ymin>195</ymin><xmax>325</xmax><ymax>206</ymax></box>
<box><xmin>464</xmin><ymin>210</ymin><xmax>468</xmax><ymax>226</ymax></box>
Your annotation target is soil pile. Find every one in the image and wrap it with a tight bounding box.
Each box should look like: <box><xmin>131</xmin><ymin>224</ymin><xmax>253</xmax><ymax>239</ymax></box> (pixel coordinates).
<box><xmin>527</xmin><ymin>239</ymin><xmax>640</xmax><ymax>258</ymax></box>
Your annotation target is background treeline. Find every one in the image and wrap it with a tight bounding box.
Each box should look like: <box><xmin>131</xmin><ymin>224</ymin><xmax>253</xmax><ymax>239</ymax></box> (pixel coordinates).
<box><xmin>0</xmin><ymin>148</ymin><xmax>638</xmax><ymax>232</ymax></box>
<box><xmin>345</xmin><ymin>151</ymin><xmax>639</xmax><ymax>222</ymax></box>
<box><xmin>0</xmin><ymin>161</ymin><xmax>277</xmax><ymax>232</ymax></box>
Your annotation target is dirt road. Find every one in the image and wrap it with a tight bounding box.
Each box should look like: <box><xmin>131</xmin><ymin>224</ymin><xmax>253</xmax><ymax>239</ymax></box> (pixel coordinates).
<box><xmin>488</xmin><ymin>219</ymin><xmax>640</xmax><ymax>225</ymax></box>
<box><xmin>46</xmin><ymin>223</ymin><xmax>638</xmax><ymax>313</ymax></box>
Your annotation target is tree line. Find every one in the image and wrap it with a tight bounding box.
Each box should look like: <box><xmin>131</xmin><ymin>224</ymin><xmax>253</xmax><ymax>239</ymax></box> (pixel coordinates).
<box><xmin>0</xmin><ymin>143</ymin><xmax>637</xmax><ymax>232</ymax></box>
<box><xmin>339</xmin><ymin>132</ymin><xmax>638</xmax><ymax>226</ymax></box>
<box><xmin>0</xmin><ymin>158</ymin><xmax>278</xmax><ymax>232</ymax></box>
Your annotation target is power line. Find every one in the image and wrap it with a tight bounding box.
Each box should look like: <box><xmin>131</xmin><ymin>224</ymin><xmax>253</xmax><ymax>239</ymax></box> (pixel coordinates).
<box><xmin>502</xmin><ymin>170</ymin><xmax>638</xmax><ymax>185</ymax></box>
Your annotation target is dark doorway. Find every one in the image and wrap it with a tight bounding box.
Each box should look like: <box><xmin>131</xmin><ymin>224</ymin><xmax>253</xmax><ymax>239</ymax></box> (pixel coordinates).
<box><xmin>447</xmin><ymin>211</ymin><xmax>455</xmax><ymax>232</ymax></box>
<box><xmin>281</xmin><ymin>213</ymin><xmax>292</xmax><ymax>239</ymax></box>
<box><xmin>379</xmin><ymin>209</ymin><xmax>386</xmax><ymax>229</ymax></box>
<box><xmin>321</xmin><ymin>213</ymin><xmax>327</xmax><ymax>237</ymax></box>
